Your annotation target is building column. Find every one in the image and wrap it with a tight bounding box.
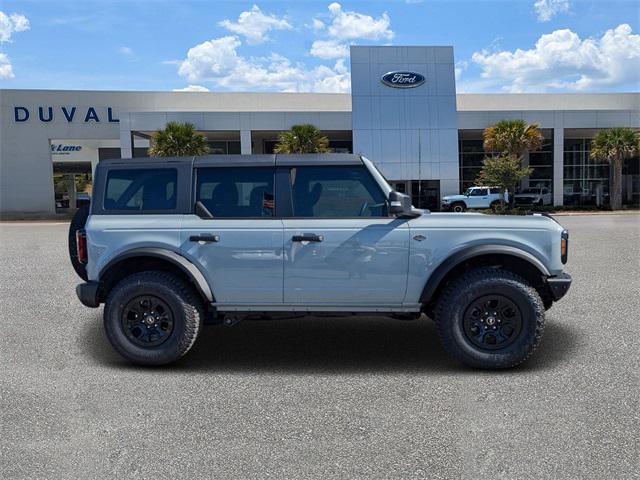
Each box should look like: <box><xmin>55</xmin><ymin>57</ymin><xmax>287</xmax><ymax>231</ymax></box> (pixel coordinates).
<box><xmin>240</xmin><ymin>130</ymin><xmax>252</xmax><ymax>155</ymax></box>
<box><xmin>119</xmin><ymin>114</ymin><xmax>133</xmax><ymax>158</ymax></box>
<box><xmin>553</xmin><ymin>127</ymin><xmax>564</xmax><ymax>206</ymax></box>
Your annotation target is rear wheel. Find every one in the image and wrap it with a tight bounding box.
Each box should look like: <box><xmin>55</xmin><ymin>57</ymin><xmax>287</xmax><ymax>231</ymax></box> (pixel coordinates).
<box><xmin>68</xmin><ymin>204</ymin><xmax>90</xmax><ymax>281</ymax></box>
<box><xmin>104</xmin><ymin>271</ymin><xmax>203</xmax><ymax>366</ymax></box>
<box><xmin>451</xmin><ymin>202</ymin><xmax>466</xmax><ymax>213</ymax></box>
<box><xmin>434</xmin><ymin>268</ymin><xmax>545</xmax><ymax>369</ymax></box>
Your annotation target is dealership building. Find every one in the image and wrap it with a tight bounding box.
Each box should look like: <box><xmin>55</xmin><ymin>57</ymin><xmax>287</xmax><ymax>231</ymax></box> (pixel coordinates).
<box><xmin>1</xmin><ymin>45</ymin><xmax>638</xmax><ymax>215</ymax></box>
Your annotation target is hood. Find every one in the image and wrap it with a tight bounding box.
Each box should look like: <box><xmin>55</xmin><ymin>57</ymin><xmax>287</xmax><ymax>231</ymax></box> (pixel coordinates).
<box><xmin>409</xmin><ymin>211</ymin><xmax>565</xmax><ymax>233</ymax></box>
<box><xmin>442</xmin><ymin>194</ymin><xmax>466</xmax><ymax>201</ymax></box>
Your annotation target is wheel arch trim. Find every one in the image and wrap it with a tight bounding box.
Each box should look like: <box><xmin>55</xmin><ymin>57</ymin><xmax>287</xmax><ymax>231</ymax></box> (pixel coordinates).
<box><xmin>420</xmin><ymin>245</ymin><xmax>551</xmax><ymax>304</ymax></box>
<box><xmin>98</xmin><ymin>247</ymin><xmax>214</xmax><ymax>303</ymax></box>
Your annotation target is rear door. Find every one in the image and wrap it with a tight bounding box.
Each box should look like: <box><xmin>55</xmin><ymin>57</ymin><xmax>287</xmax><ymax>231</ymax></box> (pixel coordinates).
<box><xmin>281</xmin><ymin>164</ymin><xmax>410</xmax><ymax>306</ymax></box>
<box><xmin>180</xmin><ymin>162</ymin><xmax>284</xmax><ymax>307</ymax></box>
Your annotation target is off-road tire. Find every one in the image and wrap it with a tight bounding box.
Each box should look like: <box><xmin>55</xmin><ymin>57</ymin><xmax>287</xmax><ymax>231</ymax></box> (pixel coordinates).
<box><xmin>104</xmin><ymin>271</ymin><xmax>203</xmax><ymax>366</ymax></box>
<box><xmin>68</xmin><ymin>204</ymin><xmax>90</xmax><ymax>281</ymax></box>
<box><xmin>434</xmin><ymin>267</ymin><xmax>545</xmax><ymax>369</ymax></box>
<box><xmin>451</xmin><ymin>202</ymin><xmax>466</xmax><ymax>213</ymax></box>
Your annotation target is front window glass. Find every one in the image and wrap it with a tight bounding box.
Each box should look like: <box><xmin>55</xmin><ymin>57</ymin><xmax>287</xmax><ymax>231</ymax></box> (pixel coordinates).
<box><xmin>468</xmin><ymin>188</ymin><xmax>485</xmax><ymax>196</ymax></box>
<box><xmin>290</xmin><ymin>166</ymin><xmax>387</xmax><ymax>217</ymax></box>
<box><xmin>196</xmin><ymin>167</ymin><xmax>274</xmax><ymax>217</ymax></box>
<box><xmin>105</xmin><ymin>169</ymin><xmax>177</xmax><ymax>211</ymax></box>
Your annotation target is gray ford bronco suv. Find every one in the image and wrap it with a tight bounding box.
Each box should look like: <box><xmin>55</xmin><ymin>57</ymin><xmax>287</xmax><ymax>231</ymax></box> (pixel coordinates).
<box><xmin>71</xmin><ymin>154</ymin><xmax>571</xmax><ymax>368</ymax></box>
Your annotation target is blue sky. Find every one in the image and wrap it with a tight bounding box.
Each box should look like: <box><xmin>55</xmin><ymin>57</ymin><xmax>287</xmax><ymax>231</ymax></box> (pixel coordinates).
<box><xmin>0</xmin><ymin>0</ymin><xmax>638</xmax><ymax>93</ymax></box>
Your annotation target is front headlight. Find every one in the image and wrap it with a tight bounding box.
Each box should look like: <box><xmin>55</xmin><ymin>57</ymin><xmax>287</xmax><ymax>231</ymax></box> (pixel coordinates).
<box><xmin>441</xmin><ymin>199</ymin><xmax>449</xmax><ymax>204</ymax></box>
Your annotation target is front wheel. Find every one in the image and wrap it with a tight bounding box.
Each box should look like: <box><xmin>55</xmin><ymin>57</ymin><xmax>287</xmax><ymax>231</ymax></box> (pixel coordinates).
<box><xmin>104</xmin><ymin>271</ymin><xmax>203</xmax><ymax>366</ymax></box>
<box><xmin>451</xmin><ymin>202</ymin><xmax>466</xmax><ymax>213</ymax></box>
<box><xmin>434</xmin><ymin>268</ymin><xmax>545</xmax><ymax>369</ymax></box>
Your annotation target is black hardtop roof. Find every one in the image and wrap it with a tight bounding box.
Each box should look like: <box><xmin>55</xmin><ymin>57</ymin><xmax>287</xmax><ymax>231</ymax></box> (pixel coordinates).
<box><xmin>98</xmin><ymin>153</ymin><xmax>364</xmax><ymax>168</ymax></box>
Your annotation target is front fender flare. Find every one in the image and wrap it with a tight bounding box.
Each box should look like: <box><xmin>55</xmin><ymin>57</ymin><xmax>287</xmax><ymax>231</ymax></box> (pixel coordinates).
<box><xmin>419</xmin><ymin>244</ymin><xmax>550</xmax><ymax>304</ymax></box>
<box><xmin>99</xmin><ymin>247</ymin><xmax>214</xmax><ymax>303</ymax></box>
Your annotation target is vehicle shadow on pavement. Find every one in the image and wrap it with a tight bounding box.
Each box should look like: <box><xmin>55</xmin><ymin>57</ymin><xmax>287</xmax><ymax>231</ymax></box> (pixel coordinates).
<box><xmin>84</xmin><ymin>314</ymin><xmax>578</xmax><ymax>374</ymax></box>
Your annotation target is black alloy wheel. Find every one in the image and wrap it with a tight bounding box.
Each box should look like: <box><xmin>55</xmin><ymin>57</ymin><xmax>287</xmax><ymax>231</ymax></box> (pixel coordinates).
<box><xmin>462</xmin><ymin>295</ymin><xmax>523</xmax><ymax>350</ymax></box>
<box><xmin>122</xmin><ymin>295</ymin><xmax>175</xmax><ymax>348</ymax></box>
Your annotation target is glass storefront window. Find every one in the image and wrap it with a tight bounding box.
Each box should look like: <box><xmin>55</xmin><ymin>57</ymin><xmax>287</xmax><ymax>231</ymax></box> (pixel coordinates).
<box><xmin>459</xmin><ymin>131</ymin><xmax>553</xmax><ymax>194</ymax></box>
<box><xmin>207</xmin><ymin>140</ymin><xmax>241</xmax><ymax>155</ymax></box>
<box><xmin>563</xmin><ymin>137</ymin><xmax>610</xmax><ymax>206</ymax></box>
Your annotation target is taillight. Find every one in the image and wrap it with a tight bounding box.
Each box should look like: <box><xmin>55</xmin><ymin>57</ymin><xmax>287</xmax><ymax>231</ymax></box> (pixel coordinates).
<box><xmin>560</xmin><ymin>230</ymin><xmax>569</xmax><ymax>264</ymax></box>
<box><xmin>76</xmin><ymin>229</ymin><xmax>87</xmax><ymax>264</ymax></box>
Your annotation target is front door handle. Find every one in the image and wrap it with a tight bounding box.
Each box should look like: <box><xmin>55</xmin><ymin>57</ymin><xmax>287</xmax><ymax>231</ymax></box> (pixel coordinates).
<box><xmin>292</xmin><ymin>234</ymin><xmax>324</xmax><ymax>243</ymax></box>
<box><xmin>190</xmin><ymin>234</ymin><xmax>220</xmax><ymax>243</ymax></box>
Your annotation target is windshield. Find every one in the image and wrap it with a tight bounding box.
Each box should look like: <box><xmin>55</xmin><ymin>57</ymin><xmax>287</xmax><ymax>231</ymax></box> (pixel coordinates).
<box><xmin>520</xmin><ymin>188</ymin><xmax>539</xmax><ymax>194</ymax></box>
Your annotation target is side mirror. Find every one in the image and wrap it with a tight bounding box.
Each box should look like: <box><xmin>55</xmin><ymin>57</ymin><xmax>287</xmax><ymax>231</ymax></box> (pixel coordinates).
<box><xmin>389</xmin><ymin>191</ymin><xmax>420</xmax><ymax>217</ymax></box>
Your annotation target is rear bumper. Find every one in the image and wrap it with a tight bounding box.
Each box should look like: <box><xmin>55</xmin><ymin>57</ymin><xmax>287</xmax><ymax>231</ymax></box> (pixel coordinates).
<box><xmin>547</xmin><ymin>273</ymin><xmax>572</xmax><ymax>301</ymax></box>
<box><xmin>76</xmin><ymin>281</ymin><xmax>100</xmax><ymax>308</ymax></box>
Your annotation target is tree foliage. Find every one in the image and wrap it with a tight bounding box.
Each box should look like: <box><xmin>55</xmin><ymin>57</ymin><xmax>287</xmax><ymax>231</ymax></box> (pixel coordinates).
<box><xmin>148</xmin><ymin>122</ymin><xmax>209</xmax><ymax>157</ymax></box>
<box><xmin>274</xmin><ymin>124</ymin><xmax>330</xmax><ymax>154</ymax></box>
<box><xmin>483</xmin><ymin>119</ymin><xmax>544</xmax><ymax>158</ymax></box>
<box><xmin>476</xmin><ymin>156</ymin><xmax>533</xmax><ymax>208</ymax></box>
<box><xmin>590</xmin><ymin>127</ymin><xmax>640</xmax><ymax>210</ymax></box>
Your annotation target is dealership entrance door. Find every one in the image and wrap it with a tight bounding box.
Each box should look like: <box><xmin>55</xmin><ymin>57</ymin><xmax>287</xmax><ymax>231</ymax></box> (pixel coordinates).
<box><xmin>52</xmin><ymin>161</ymin><xmax>92</xmax><ymax>213</ymax></box>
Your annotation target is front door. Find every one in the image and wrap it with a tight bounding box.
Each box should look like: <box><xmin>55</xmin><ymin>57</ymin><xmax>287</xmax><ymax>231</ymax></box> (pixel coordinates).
<box><xmin>466</xmin><ymin>188</ymin><xmax>489</xmax><ymax>208</ymax></box>
<box><xmin>282</xmin><ymin>165</ymin><xmax>410</xmax><ymax>306</ymax></box>
<box><xmin>180</xmin><ymin>166</ymin><xmax>283</xmax><ymax>306</ymax></box>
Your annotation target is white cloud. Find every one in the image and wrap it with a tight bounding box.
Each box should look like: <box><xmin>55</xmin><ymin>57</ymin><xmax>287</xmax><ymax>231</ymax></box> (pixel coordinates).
<box><xmin>534</xmin><ymin>0</ymin><xmax>570</xmax><ymax>22</ymax></box>
<box><xmin>471</xmin><ymin>24</ymin><xmax>640</xmax><ymax>92</ymax></box>
<box><xmin>311</xmin><ymin>18</ymin><xmax>325</xmax><ymax>31</ymax></box>
<box><xmin>0</xmin><ymin>11</ymin><xmax>30</xmax><ymax>43</ymax></box>
<box><xmin>219</xmin><ymin>5</ymin><xmax>291</xmax><ymax>45</ymax></box>
<box><xmin>173</xmin><ymin>85</ymin><xmax>210</xmax><ymax>92</ymax></box>
<box><xmin>118</xmin><ymin>46</ymin><xmax>133</xmax><ymax>56</ymax></box>
<box><xmin>324</xmin><ymin>3</ymin><xmax>393</xmax><ymax>41</ymax></box>
<box><xmin>310</xmin><ymin>39</ymin><xmax>349</xmax><ymax>60</ymax></box>
<box><xmin>0</xmin><ymin>52</ymin><xmax>14</xmax><ymax>79</ymax></box>
<box><xmin>177</xmin><ymin>35</ymin><xmax>350</xmax><ymax>93</ymax></box>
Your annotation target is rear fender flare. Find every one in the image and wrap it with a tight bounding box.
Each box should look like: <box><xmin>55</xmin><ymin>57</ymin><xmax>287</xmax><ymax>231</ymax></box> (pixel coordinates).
<box><xmin>99</xmin><ymin>248</ymin><xmax>214</xmax><ymax>303</ymax></box>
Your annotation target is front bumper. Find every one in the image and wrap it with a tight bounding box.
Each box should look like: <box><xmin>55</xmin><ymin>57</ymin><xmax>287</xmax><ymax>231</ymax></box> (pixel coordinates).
<box><xmin>76</xmin><ymin>281</ymin><xmax>100</xmax><ymax>308</ymax></box>
<box><xmin>547</xmin><ymin>273</ymin><xmax>572</xmax><ymax>301</ymax></box>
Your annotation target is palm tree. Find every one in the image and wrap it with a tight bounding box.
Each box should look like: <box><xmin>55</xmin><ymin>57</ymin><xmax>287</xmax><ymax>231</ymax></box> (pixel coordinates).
<box><xmin>590</xmin><ymin>128</ymin><xmax>640</xmax><ymax>210</ymax></box>
<box><xmin>274</xmin><ymin>124</ymin><xmax>330</xmax><ymax>154</ymax></box>
<box><xmin>481</xmin><ymin>119</ymin><xmax>544</xmax><ymax>207</ymax></box>
<box><xmin>148</xmin><ymin>122</ymin><xmax>209</xmax><ymax>157</ymax></box>
<box><xmin>483</xmin><ymin>119</ymin><xmax>544</xmax><ymax>158</ymax></box>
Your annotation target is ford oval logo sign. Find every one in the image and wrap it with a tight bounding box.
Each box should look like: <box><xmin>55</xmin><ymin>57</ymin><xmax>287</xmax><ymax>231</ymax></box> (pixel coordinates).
<box><xmin>381</xmin><ymin>71</ymin><xmax>425</xmax><ymax>88</ymax></box>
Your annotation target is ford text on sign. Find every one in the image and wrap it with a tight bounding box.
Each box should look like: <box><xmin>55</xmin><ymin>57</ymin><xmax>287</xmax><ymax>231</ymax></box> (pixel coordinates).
<box><xmin>381</xmin><ymin>71</ymin><xmax>425</xmax><ymax>88</ymax></box>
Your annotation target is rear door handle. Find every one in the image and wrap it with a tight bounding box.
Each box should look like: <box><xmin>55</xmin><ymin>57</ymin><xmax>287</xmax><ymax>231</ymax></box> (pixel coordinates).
<box><xmin>190</xmin><ymin>234</ymin><xmax>220</xmax><ymax>243</ymax></box>
<box><xmin>292</xmin><ymin>234</ymin><xmax>324</xmax><ymax>243</ymax></box>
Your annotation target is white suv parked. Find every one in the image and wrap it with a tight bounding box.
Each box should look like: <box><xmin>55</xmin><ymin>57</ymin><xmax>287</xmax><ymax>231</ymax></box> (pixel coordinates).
<box><xmin>441</xmin><ymin>187</ymin><xmax>507</xmax><ymax>212</ymax></box>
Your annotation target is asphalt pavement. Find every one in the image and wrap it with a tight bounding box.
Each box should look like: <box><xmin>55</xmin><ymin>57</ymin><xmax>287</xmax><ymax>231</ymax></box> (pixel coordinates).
<box><xmin>1</xmin><ymin>215</ymin><xmax>638</xmax><ymax>479</ymax></box>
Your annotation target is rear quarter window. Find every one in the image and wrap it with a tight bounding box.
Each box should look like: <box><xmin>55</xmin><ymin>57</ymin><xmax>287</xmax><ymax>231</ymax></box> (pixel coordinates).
<box><xmin>104</xmin><ymin>169</ymin><xmax>177</xmax><ymax>211</ymax></box>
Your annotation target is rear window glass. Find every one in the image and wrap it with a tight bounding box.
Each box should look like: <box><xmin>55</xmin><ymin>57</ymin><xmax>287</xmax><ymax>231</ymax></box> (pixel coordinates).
<box><xmin>105</xmin><ymin>169</ymin><xmax>177</xmax><ymax>211</ymax></box>
<box><xmin>196</xmin><ymin>167</ymin><xmax>275</xmax><ymax>217</ymax></box>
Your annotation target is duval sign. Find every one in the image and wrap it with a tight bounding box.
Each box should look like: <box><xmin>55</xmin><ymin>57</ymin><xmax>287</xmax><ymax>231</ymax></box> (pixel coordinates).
<box><xmin>381</xmin><ymin>71</ymin><xmax>425</xmax><ymax>88</ymax></box>
<box><xmin>13</xmin><ymin>106</ymin><xmax>119</xmax><ymax>123</ymax></box>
